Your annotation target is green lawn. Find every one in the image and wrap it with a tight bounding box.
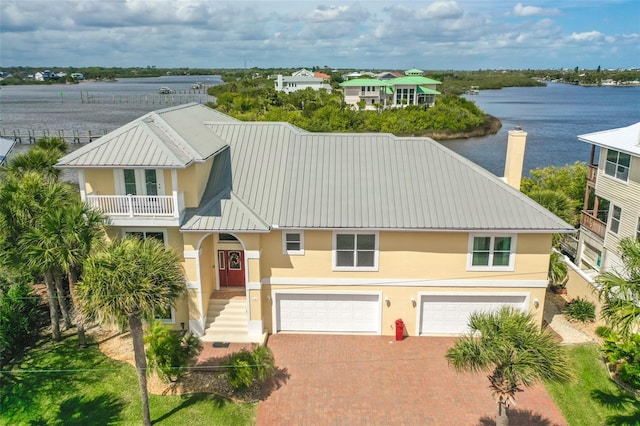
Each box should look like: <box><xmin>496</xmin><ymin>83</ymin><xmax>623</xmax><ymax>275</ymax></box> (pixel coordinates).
<box><xmin>545</xmin><ymin>344</ymin><xmax>640</xmax><ymax>426</ymax></box>
<box><xmin>0</xmin><ymin>333</ymin><xmax>256</xmax><ymax>425</ymax></box>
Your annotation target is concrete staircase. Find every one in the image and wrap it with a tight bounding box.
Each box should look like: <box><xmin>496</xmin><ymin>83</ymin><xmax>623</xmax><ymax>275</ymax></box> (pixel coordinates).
<box><xmin>202</xmin><ymin>298</ymin><xmax>253</xmax><ymax>343</ymax></box>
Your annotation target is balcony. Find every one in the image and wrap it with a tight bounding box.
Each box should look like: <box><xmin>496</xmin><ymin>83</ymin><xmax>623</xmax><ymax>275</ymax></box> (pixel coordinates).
<box><xmin>586</xmin><ymin>164</ymin><xmax>597</xmax><ymax>185</ymax></box>
<box><xmin>86</xmin><ymin>194</ymin><xmax>183</xmax><ymax>221</ymax></box>
<box><xmin>580</xmin><ymin>210</ymin><xmax>606</xmax><ymax>239</ymax></box>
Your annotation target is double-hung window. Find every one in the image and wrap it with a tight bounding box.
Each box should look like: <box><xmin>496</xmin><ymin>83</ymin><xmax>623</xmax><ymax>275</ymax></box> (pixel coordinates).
<box><xmin>468</xmin><ymin>234</ymin><xmax>516</xmax><ymax>271</ymax></box>
<box><xmin>604</xmin><ymin>149</ymin><xmax>631</xmax><ymax>182</ymax></box>
<box><xmin>333</xmin><ymin>232</ymin><xmax>378</xmax><ymax>271</ymax></box>
<box><xmin>609</xmin><ymin>205</ymin><xmax>622</xmax><ymax>234</ymax></box>
<box><xmin>282</xmin><ymin>231</ymin><xmax>304</xmax><ymax>255</ymax></box>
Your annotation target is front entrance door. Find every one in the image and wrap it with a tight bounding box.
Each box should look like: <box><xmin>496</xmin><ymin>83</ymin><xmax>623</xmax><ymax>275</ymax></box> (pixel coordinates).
<box><xmin>218</xmin><ymin>250</ymin><xmax>245</xmax><ymax>287</ymax></box>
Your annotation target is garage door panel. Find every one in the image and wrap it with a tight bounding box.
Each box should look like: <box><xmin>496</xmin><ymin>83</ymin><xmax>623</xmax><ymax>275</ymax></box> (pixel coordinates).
<box><xmin>420</xmin><ymin>294</ymin><xmax>527</xmax><ymax>335</ymax></box>
<box><xmin>277</xmin><ymin>293</ymin><xmax>379</xmax><ymax>333</ymax></box>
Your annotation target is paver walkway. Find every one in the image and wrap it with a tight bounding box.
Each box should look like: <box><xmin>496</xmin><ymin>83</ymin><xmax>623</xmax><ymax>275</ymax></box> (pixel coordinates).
<box><xmin>257</xmin><ymin>335</ymin><xmax>566</xmax><ymax>426</ymax></box>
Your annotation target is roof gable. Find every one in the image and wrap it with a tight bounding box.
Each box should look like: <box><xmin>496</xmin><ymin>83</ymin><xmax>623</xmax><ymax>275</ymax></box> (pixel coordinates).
<box><xmin>57</xmin><ymin>103</ymin><xmax>234</xmax><ymax>168</ymax></box>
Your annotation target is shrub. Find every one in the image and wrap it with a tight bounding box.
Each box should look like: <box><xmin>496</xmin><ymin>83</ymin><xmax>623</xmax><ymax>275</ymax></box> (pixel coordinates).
<box><xmin>601</xmin><ymin>333</ymin><xmax>640</xmax><ymax>389</ymax></box>
<box><xmin>226</xmin><ymin>350</ymin><xmax>255</xmax><ymax>390</ymax></box>
<box><xmin>145</xmin><ymin>321</ymin><xmax>203</xmax><ymax>383</ymax></box>
<box><xmin>564</xmin><ymin>297</ymin><xmax>595</xmax><ymax>322</ymax></box>
<box><xmin>0</xmin><ymin>282</ymin><xmax>44</xmax><ymax>369</ymax></box>
<box><xmin>223</xmin><ymin>346</ymin><xmax>276</xmax><ymax>391</ymax></box>
<box><xmin>596</xmin><ymin>326</ymin><xmax>613</xmax><ymax>338</ymax></box>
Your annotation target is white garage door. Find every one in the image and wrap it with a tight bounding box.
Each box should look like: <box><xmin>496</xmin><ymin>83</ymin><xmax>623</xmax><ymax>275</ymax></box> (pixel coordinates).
<box><xmin>276</xmin><ymin>293</ymin><xmax>380</xmax><ymax>333</ymax></box>
<box><xmin>420</xmin><ymin>294</ymin><xmax>527</xmax><ymax>335</ymax></box>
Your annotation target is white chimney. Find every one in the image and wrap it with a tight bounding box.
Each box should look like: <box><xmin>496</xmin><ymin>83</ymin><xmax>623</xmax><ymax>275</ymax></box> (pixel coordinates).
<box><xmin>503</xmin><ymin>127</ymin><xmax>528</xmax><ymax>190</ymax></box>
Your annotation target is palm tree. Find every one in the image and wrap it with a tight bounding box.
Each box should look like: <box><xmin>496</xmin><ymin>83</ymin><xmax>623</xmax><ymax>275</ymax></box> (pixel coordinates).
<box><xmin>57</xmin><ymin>203</ymin><xmax>107</xmax><ymax>347</ymax></box>
<box><xmin>548</xmin><ymin>251</ymin><xmax>568</xmax><ymax>291</ymax></box>
<box><xmin>446</xmin><ymin>307</ymin><xmax>574</xmax><ymax>426</ymax></box>
<box><xmin>77</xmin><ymin>237</ymin><xmax>186</xmax><ymax>426</ymax></box>
<box><xmin>1</xmin><ymin>147</ymin><xmax>63</xmax><ymax>180</ymax></box>
<box><xmin>0</xmin><ymin>172</ymin><xmax>77</xmax><ymax>340</ymax></box>
<box><xmin>596</xmin><ymin>238</ymin><xmax>640</xmax><ymax>337</ymax></box>
<box><xmin>21</xmin><ymin>202</ymin><xmax>107</xmax><ymax>345</ymax></box>
<box><xmin>527</xmin><ymin>189</ymin><xmax>575</xmax><ymax>225</ymax></box>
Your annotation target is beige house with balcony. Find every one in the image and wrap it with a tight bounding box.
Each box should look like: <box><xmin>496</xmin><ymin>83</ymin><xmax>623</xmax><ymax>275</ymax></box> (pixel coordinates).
<box><xmin>57</xmin><ymin>103</ymin><xmax>572</xmax><ymax>343</ymax></box>
<box><xmin>340</xmin><ymin>69</ymin><xmax>441</xmax><ymax>110</ymax></box>
<box><xmin>576</xmin><ymin>122</ymin><xmax>640</xmax><ymax>274</ymax></box>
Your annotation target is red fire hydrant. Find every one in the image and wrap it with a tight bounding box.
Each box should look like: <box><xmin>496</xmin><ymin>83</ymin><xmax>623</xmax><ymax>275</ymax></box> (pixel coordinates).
<box><xmin>395</xmin><ymin>319</ymin><xmax>405</xmax><ymax>341</ymax></box>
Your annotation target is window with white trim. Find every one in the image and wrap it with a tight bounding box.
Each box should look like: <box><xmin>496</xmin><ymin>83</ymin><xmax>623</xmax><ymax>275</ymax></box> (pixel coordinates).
<box><xmin>468</xmin><ymin>235</ymin><xmax>516</xmax><ymax>270</ymax></box>
<box><xmin>609</xmin><ymin>205</ymin><xmax>622</xmax><ymax>234</ymax></box>
<box><xmin>123</xmin><ymin>229</ymin><xmax>166</xmax><ymax>245</ymax></box>
<box><xmin>636</xmin><ymin>218</ymin><xmax>640</xmax><ymax>242</ymax></box>
<box><xmin>604</xmin><ymin>149</ymin><xmax>631</xmax><ymax>182</ymax></box>
<box><xmin>283</xmin><ymin>231</ymin><xmax>304</xmax><ymax>255</ymax></box>
<box><xmin>153</xmin><ymin>305</ymin><xmax>175</xmax><ymax>324</ymax></box>
<box><xmin>333</xmin><ymin>232</ymin><xmax>378</xmax><ymax>271</ymax></box>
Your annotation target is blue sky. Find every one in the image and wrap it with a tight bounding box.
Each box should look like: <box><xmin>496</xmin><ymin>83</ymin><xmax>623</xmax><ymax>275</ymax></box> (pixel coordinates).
<box><xmin>1</xmin><ymin>0</ymin><xmax>638</xmax><ymax>70</ymax></box>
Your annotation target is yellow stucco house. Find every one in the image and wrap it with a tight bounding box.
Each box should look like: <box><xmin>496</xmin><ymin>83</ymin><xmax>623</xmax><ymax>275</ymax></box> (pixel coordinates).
<box><xmin>56</xmin><ymin>103</ymin><xmax>573</xmax><ymax>343</ymax></box>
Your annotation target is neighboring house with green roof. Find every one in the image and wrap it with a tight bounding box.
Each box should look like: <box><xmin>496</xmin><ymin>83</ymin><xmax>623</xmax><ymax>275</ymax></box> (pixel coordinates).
<box><xmin>340</xmin><ymin>69</ymin><xmax>441</xmax><ymax>110</ymax></box>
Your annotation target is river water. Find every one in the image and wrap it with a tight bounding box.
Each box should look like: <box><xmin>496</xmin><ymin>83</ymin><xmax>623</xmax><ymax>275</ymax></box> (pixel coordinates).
<box><xmin>452</xmin><ymin>83</ymin><xmax>640</xmax><ymax>175</ymax></box>
<box><xmin>0</xmin><ymin>75</ymin><xmax>221</xmax><ymax>134</ymax></box>
<box><xmin>1</xmin><ymin>77</ymin><xmax>638</xmax><ymax>175</ymax></box>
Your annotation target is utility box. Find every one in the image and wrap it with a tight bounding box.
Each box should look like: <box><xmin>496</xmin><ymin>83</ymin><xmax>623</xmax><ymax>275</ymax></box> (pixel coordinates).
<box><xmin>395</xmin><ymin>319</ymin><xmax>405</xmax><ymax>341</ymax></box>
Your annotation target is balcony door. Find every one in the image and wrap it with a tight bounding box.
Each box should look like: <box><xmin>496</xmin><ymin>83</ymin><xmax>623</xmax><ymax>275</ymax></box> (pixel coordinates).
<box><xmin>118</xmin><ymin>169</ymin><xmax>164</xmax><ymax>196</ymax></box>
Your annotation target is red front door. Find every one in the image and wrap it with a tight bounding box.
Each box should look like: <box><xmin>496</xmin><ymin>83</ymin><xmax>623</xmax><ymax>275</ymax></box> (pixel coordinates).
<box><xmin>218</xmin><ymin>250</ymin><xmax>245</xmax><ymax>287</ymax></box>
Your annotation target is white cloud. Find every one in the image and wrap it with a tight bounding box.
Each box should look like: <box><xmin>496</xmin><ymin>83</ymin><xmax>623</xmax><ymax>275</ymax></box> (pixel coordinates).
<box><xmin>569</xmin><ymin>31</ymin><xmax>605</xmax><ymax>41</ymax></box>
<box><xmin>0</xmin><ymin>0</ymin><xmax>637</xmax><ymax>70</ymax></box>
<box><xmin>418</xmin><ymin>1</ymin><xmax>464</xmax><ymax>19</ymax></box>
<box><xmin>513</xmin><ymin>3</ymin><xmax>559</xmax><ymax>17</ymax></box>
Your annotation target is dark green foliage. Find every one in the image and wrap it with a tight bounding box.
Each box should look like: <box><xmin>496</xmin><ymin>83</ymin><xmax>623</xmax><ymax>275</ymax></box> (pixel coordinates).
<box><xmin>208</xmin><ymin>81</ymin><xmax>486</xmax><ymax>137</ymax></box>
<box><xmin>0</xmin><ymin>281</ymin><xmax>44</xmax><ymax>369</ymax></box>
<box><xmin>225</xmin><ymin>350</ymin><xmax>255</xmax><ymax>390</ymax></box>
<box><xmin>601</xmin><ymin>332</ymin><xmax>640</xmax><ymax>389</ymax></box>
<box><xmin>223</xmin><ymin>346</ymin><xmax>276</xmax><ymax>391</ymax></box>
<box><xmin>597</xmin><ymin>238</ymin><xmax>640</xmax><ymax>338</ymax></box>
<box><xmin>144</xmin><ymin>321</ymin><xmax>203</xmax><ymax>383</ymax></box>
<box><xmin>548</xmin><ymin>251</ymin><xmax>568</xmax><ymax>287</ymax></box>
<box><xmin>596</xmin><ymin>325</ymin><xmax>613</xmax><ymax>338</ymax></box>
<box><xmin>521</xmin><ymin>162</ymin><xmax>587</xmax><ymax>227</ymax></box>
<box><xmin>564</xmin><ymin>297</ymin><xmax>596</xmax><ymax>322</ymax></box>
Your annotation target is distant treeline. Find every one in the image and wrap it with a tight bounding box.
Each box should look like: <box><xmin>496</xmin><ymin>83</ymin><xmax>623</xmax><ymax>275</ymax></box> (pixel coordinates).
<box><xmin>1</xmin><ymin>66</ymin><xmax>637</xmax><ymax>90</ymax></box>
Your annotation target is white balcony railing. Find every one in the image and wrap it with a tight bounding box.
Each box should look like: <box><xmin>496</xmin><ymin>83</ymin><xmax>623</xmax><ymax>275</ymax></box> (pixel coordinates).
<box><xmin>86</xmin><ymin>194</ymin><xmax>178</xmax><ymax>218</ymax></box>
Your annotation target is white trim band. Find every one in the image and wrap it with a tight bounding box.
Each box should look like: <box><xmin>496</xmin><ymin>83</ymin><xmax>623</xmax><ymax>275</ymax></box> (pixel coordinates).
<box><xmin>262</xmin><ymin>277</ymin><xmax>548</xmax><ymax>288</ymax></box>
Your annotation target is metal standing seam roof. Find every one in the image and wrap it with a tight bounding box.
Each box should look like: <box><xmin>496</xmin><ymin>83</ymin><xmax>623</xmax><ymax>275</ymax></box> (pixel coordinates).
<box><xmin>578</xmin><ymin>122</ymin><xmax>640</xmax><ymax>156</ymax></box>
<box><xmin>185</xmin><ymin>120</ymin><xmax>573</xmax><ymax>232</ymax></box>
<box><xmin>56</xmin><ymin>103</ymin><xmax>234</xmax><ymax>168</ymax></box>
<box><xmin>340</xmin><ymin>79</ymin><xmax>390</xmax><ymax>87</ymax></box>
<box><xmin>53</xmin><ymin>102</ymin><xmax>572</xmax><ymax>233</ymax></box>
<box><xmin>387</xmin><ymin>76</ymin><xmax>442</xmax><ymax>86</ymax></box>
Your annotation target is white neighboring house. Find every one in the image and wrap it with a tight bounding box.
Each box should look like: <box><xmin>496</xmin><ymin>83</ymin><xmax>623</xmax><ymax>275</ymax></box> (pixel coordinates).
<box><xmin>576</xmin><ymin>122</ymin><xmax>640</xmax><ymax>275</ymax></box>
<box><xmin>291</xmin><ymin>68</ymin><xmax>314</xmax><ymax>77</ymax></box>
<box><xmin>274</xmin><ymin>69</ymin><xmax>332</xmax><ymax>94</ymax></box>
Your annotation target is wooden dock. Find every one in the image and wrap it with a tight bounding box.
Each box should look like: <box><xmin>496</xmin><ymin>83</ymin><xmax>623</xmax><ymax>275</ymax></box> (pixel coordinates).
<box><xmin>0</xmin><ymin>129</ymin><xmax>108</xmax><ymax>144</ymax></box>
<box><xmin>80</xmin><ymin>89</ymin><xmax>211</xmax><ymax>104</ymax></box>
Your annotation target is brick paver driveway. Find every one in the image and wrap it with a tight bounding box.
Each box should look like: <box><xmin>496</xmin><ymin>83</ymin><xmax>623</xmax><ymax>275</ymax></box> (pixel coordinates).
<box><xmin>257</xmin><ymin>335</ymin><xmax>566</xmax><ymax>426</ymax></box>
